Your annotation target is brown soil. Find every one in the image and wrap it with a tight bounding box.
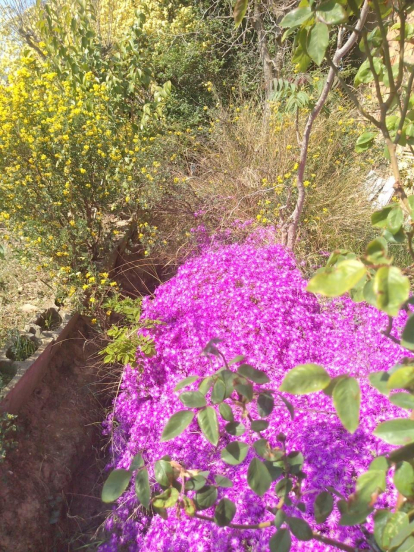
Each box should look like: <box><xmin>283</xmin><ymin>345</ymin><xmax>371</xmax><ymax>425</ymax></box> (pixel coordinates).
<box><xmin>0</xmin><ymin>318</ymin><xmax>112</xmax><ymax>552</ymax></box>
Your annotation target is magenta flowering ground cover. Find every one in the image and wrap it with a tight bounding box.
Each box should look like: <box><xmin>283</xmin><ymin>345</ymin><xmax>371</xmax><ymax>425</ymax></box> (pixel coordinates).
<box><xmin>101</xmin><ymin>233</ymin><xmax>409</xmax><ymax>552</ymax></box>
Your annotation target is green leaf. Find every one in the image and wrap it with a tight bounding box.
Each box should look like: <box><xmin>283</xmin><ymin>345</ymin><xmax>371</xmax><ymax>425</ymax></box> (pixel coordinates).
<box><xmin>234</xmin><ymin>0</ymin><xmax>248</xmax><ymax>27</ymax></box>
<box><xmin>382</xmin><ymin>512</ymin><xmax>409</xmax><ymax>550</ymax></box>
<box><xmin>130</xmin><ymin>453</ymin><xmax>144</xmax><ymax>471</ymax></box>
<box><xmin>307</xmin><ymin>260</ymin><xmax>367</xmax><ymax>297</ymax></box>
<box><xmin>314</xmin><ymin>491</ymin><xmax>334</xmax><ymax>523</ymax></box>
<box><xmin>154</xmin><ymin>459</ymin><xmax>174</xmax><ymax>487</ymax></box>
<box><xmin>387</xmin><ymin>365</ymin><xmax>414</xmax><ymax>390</ymax></box>
<box><xmin>237</xmin><ymin>364</ymin><xmax>270</xmax><ymax>384</ymax></box>
<box><xmin>197</xmin><ymin>407</ymin><xmax>219</xmax><ymax>446</ymax></box>
<box><xmin>211</xmin><ymin>379</ymin><xmax>226</xmax><ymax>404</ymax></box>
<box><xmin>135</xmin><ymin>468</ymin><xmax>150</xmax><ymax>508</ymax></box>
<box><xmin>316</xmin><ymin>0</ymin><xmax>348</xmax><ymax>24</ymax></box>
<box><xmin>355</xmin><ymin>131</ymin><xmax>376</xmax><ymax>153</ymax></box>
<box><xmin>374</xmin><ymin>419</ymin><xmax>414</xmax><ymax>445</ymax></box>
<box><xmin>219</xmin><ymin>403</ymin><xmax>234</xmax><ymax>422</ymax></box>
<box><xmin>389</xmin><ymin>393</ymin><xmax>414</xmax><ymax>410</ymax></box>
<box><xmin>374</xmin><ymin>509</ymin><xmax>392</xmax><ymax>550</ymax></box>
<box><xmin>369</xmin><ymin>456</ymin><xmax>389</xmax><ymax>472</ymax></box>
<box><xmin>280</xmin><ymin>6</ymin><xmax>312</xmax><ymax>29</ymax></box>
<box><xmin>153</xmin><ymin>487</ymin><xmax>179</xmax><ymax>509</ymax></box>
<box><xmin>286</xmin><ymin>517</ymin><xmax>313</xmax><ymax>541</ymax></box>
<box><xmin>389</xmin><ymin>443</ymin><xmax>414</xmax><ymax>463</ymax></box>
<box><xmin>179</xmin><ymin>391</ymin><xmax>207</xmax><ymax>408</ymax></box>
<box><xmin>214</xmin><ymin>474</ymin><xmax>233</xmax><ymax>488</ymax></box>
<box><xmin>332</xmin><ymin>377</ymin><xmax>360</xmax><ymax>433</ymax></box>
<box><xmin>401</xmin><ymin>316</ymin><xmax>414</xmax><ymax>351</ymax></box>
<box><xmin>225</xmin><ymin>421</ymin><xmax>246</xmax><ymax>436</ymax></box>
<box><xmin>219</xmin><ymin>369</ymin><xmax>236</xmax><ymax>399</ymax></box>
<box><xmin>185</xmin><ymin>473</ymin><xmax>209</xmax><ymax>491</ymax></box>
<box><xmin>214</xmin><ymin>498</ymin><xmax>236</xmax><ymax>526</ymax></box>
<box><xmin>195</xmin><ymin>485</ymin><xmax>218</xmax><ymax>510</ymax></box>
<box><xmin>247</xmin><ymin>458</ymin><xmax>272</xmax><ymax>496</ymax></box>
<box><xmin>373</xmin><ymin>266</ymin><xmax>409</xmax><ymax>316</ymax></box>
<box><xmin>275</xmin><ymin>477</ymin><xmax>293</xmax><ymax>498</ymax></box>
<box><xmin>253</xmin><ymin>438</ymin><xmax>282</xmax><ymax>461</ymax></box>
<box><xmin>306</xmin><ymin>23</ymin><xmax>329</xmax><ymax>66</ymax></box>
<box><xmin>182</xmin><ymin>496</ymin><xmax>196</xmax><ymax>516</ymax></box>
<box><xmin>387</xmin><ymin>207</ymin><xmax>404</xmax><ymax>234</ymax></box>
<box><xmin>279</xmin><ymin>364</ymin><xmax>330</xmax><ymax>395</ymax></box>
<box><xmin>257</xmin><ymin>391</ymin><xmax>274</xmax><ymax>417</ymax></box>
<box><xmin>174</xmin><ymin>375</ymin><xmax>199</xmax><ymax>392</ymax></box>
<box><xmin>274</xmin><ymin>510</ymin><xmax>286</xmax><ymax>529</ymax></box>
<box><xmin>251</xmin><ymin>420</ymin><xmax>269</xmax><ymax>432</ymax></box>
<box><xmin>356</xmin><ymin>469</ymin><xmax>386</xmax><ymax>503</ymax></box>
<box><xmin>369</xmin><ymin>371</ymin><xmax>390</xmax><ymax>395</ymax></box>
<box><xmin>372</xmin><ymin>206</ymin><xmax>394</xmax><ymax>228</ymax></box>
<box><xmin>394</xmin><ymin>462</ymin><xmax>414</xmax><ymax>497</ymax></box>
<box><xmin>269</xmin><ymin>528</ymin><xmax>291</xmax><ymax>552</ymax></box>
<box><xmin>199</xmin><ymin>376</ymin><xmax>214</xmax><ymax>395</ymax></box>
<box><xmin>234</xmin><ymin>377</ymin><xmax>253</xmax><ymax>401</ymax></box>
<box><xmin>102</xmin><ymin>469</ymin><xmax>131</xmax><ymax>503</ymax></box>
<box><xmin>355</xmin><ymin>58</ymin><xmax>383</xmax><ymax>87</ymax></box>
<box><xmin>221</xmin><ymin>441</ymin><xmax>249</xmax><ymax>465</ymax></box>
<box><xmin>161</xmin><ymin>410</ymin><xmax>195</xmax><ymax>441</ymax></box>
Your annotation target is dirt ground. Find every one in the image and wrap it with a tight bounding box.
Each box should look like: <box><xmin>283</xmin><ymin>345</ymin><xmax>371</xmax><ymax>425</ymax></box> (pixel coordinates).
<box><xmin>0</xmin><ymin>318</ymin><xmax>114</xmax><ymax>552</ymax></box>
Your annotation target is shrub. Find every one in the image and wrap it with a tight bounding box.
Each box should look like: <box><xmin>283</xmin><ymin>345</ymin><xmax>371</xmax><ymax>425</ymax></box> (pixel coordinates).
<box><xmin>100</xmin><ymin>232</ymin><xmax>408</xmax><ymax>551</ymax></box>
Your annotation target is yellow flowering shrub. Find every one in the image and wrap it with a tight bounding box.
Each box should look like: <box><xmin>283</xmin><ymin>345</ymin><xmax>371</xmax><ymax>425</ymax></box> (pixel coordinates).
<box><xmin>0</xmin><ymin>52</ymin><xmax>167</xmax><ymax>272</ymax></box>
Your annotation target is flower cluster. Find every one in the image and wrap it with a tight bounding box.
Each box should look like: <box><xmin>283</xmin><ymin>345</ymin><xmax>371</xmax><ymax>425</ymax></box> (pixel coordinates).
<box><xmin>101</xmin><ymin>232</ymin><xmax>408</xmax><ymax>551</ymax></box>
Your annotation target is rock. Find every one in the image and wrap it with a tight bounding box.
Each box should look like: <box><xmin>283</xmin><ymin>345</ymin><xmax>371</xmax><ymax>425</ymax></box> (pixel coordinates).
<box><xmin>20</xmin><ymin>304</ymin><xmax>38</xmax><ymax>313</ymax></box>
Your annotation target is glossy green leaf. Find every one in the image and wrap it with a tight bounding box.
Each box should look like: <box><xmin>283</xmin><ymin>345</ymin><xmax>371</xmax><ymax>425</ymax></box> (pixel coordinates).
<box><xmin>314</xmin><ymin>491</ymin><xmax>333</xmax><ymax>523</ymax></box>
<box><xmin>214</xmin><ymin>497</ymin><xmax>236</xmax><ymax>526</ymax></box>
<box><xmin>211</xmin><ymin>379</ymin><xmax>226</xmax><ymax>404</ymax></box>
<box><xmin>307</xmin><ymin>260</ymin><xmax>367</xmax><ymax>297</ymax></box>
<box><xmin>214</xmin><ymin>474</ymin><xmax>233</xmax><ymax>488</ymax></box>
<box><xmin>279</xmin><ymin>364</ymin><xmax>330</xmax><ymax>395</ymax></box>
<box><xmin>387</xmin><ymin>365</ymin><xmax>414</xmax><ymax>390</ymax></box>
<box><xmin>179</xmin><ymin>391</ymin><xmax>207</xmax><ymax>409</ymax></box>
<box><xmin>102</xmin><ymin>469</ymin><xmax>131</xmax><ymax>503</ymax></box>
<box><xmin>401</xmin><ymin>316</ymin><xmax>414</xmax><ymax>351</ymax></box>
<box><xmin>182</xmin><ymin>496</ymin><xmax>196</xmax><ymax>517</ymax></box>
<box><xmin>286</xmin><ymin>517</ymin><xmax>313</xmax><ymax>541</ymax></box>
<box><xmin>195</xmin><ymin>485</ymin><xmax>218</xmax><ymax>510</ymax></box>
<box><xmin>373</xmin><ymin>266</ymin><xmax>409</xmax><ymax>316</ymax></box>
<box><xmin>199</xmin><ymin>377</ymin><xmax>214</xmax><ymax>395</ymax></box>
<box><xmin>389</xmin><ymin>520</ymin><xmax>414</xmax><ymax>549</ymax></box>
<box><xmin>247</xmin><ymin>458</ymin><xmax>272</xmax><ymax>496</ymax></box>
<box><xmin>306</xmin><ymin>23</ymin><xmax>329</xmax><ymax>66</ymax></box>
<box><xmin>153</xmin><ymin>487</ymin><xmax>179</xmax><ymax>509</ymax></box>
<box><xmin>279</xmin><ymin>394</ymin><xmax>295</xmax><ymax>419</ymax></box>
<box><xmin>394</xmin><ymin>461</ymin><xmax>414</xmax><ymax>497</ymax></box>
<box><xmin>135</xmin><ymin>468</ymin><xmax>150</xmax><ymax>508</ymax></box>
<box><xmin>389</xmin><ymin>443</ymin><xmax>414</xmax><ymax>463</ymax></box>
<box><xmin>355</xmin><ymin>131</ymin><xmax>376</xmax><ymax>153</ymax></box>
<box><xmin>234</xmin><ymin>377</ymin><xmax>253</xmax><ymax>401</ymax></box>
<box><xmin>225</xmin><ymin>421</ymin><xmax>246</xmax><ymax>436</ymax></box>
<box><xmin>316</xmin><ymin>0</ymin><xmax>347</xmax><ymax>24</ymax></box>
<box><xmin>381</xmin><ymin>512</ymin><xmax>409</xmax><ymax>550</ymax></box>
<box><xmin>269</xmin><ymin>528</ymin><xmax>291</xmax><ymax>552</ymax></box>
<box><xmin>374</xmin><ymin>419</ymin><xmax>414</xmax><ymax>445</ymax></box>
<box><xmin>197</xmin><ymin>407</ymin><xmax>219</xmax><ymax>446</ymax></box>
<box><xmin>275</xmin><ymin>478</ymin><xmax>293</xmax><ymax>498</ymax></box>
<box><xmin>274</xmin><ymin>509</ymin><xmax>286</xmax><ymax>528</ymax></box>
<box><xmin>237</xmin><ymin>364</ymin><xmax>270</xmax><ymax>384</ymax></box>
<box><xmin>257</xmin><ymin>391</ymin><xmax>274</xmax><ymax>417</ymax></box>
<box><xmin>185</xmin><ymin>473</ymin><xmax>209</xmax><ymax>491</ymax></box>
<box><xmin>389</xmin><ymin>393</ymin><xmax>414</xmax><ymax>410</ymax></box>
<box><xmin>174</xmin><ymin>375</ymin><xmax>199</xmax><ymax>392</ymax></box>
<box><xmin>369</xmin><ymin>371</ymin><xmax>390</xmax><ymax>395</ymax></box>
<box><xmin>355</xmin><ymin>57</ymin><xmax>383</xmax><ymax>87</ymax></box>
<box><xmin>161</xmin><ymin>410</ymin><xmax>195</xmax><ymax>441</ymax></box>
<box><xmin>372</xmin><ymin>205</ymin><xmax>394</xmax><ymax>228</ymax></box>
<box><xmin>387</xmin><ymin>207</ymin><xmax>404</xmax><ymax>234</ymax></box>
<box><xmin>221</xmin><ymin>441</ymin><xmax>249</xmax><ymax>465</ymax></box>
<box><xmin>219</xmin><ymin>403</ymin><xmax>234</xmax><ymax>422</ymax></box>
<box><xmin>280</xmin><ymin>6</ymin><xmax>312</xmax><ymax>28</ymax></box>
<box><xmin>154</xmin><ymin>459</ymin><xmax>174</xmax><ymax>487</ymax></box>
<box><xmin>251</xmin><ymin>420</ymin><xmax>269</xmax><ymax>432</ymax></box>
<box><xmin>332</xmin><ymin>376</ymin><xmax>360</xmax><ymax>433</ymax></box>
<box><xmin>130</xmin><ymin>453</ymin><xmax>144</xmax><ymax>471</ymax></box>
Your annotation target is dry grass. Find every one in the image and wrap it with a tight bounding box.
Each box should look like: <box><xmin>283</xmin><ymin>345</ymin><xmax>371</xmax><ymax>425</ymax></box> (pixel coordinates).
<box><xmin>0</xmin><ymin>238</ymin><xmax>54</xmax><ymax>349</ymax></box>
<box><xmin>156</xmin><ymin>100</ymin><xmax>383</xmax><ymax>269</ymax></box>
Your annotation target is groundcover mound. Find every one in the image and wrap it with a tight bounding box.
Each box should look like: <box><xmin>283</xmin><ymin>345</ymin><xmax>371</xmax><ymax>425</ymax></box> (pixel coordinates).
<box><xmin>101</xmin><ymin>234</ymin><xmax>408</xmax><ymax>552</ymax></box>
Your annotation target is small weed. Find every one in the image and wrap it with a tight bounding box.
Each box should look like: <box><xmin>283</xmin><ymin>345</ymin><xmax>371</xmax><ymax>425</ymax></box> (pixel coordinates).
<box><xmin>6</xmin><ymin>329</ymin><xmax>38</xmax><ymax>361</ymax></box>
